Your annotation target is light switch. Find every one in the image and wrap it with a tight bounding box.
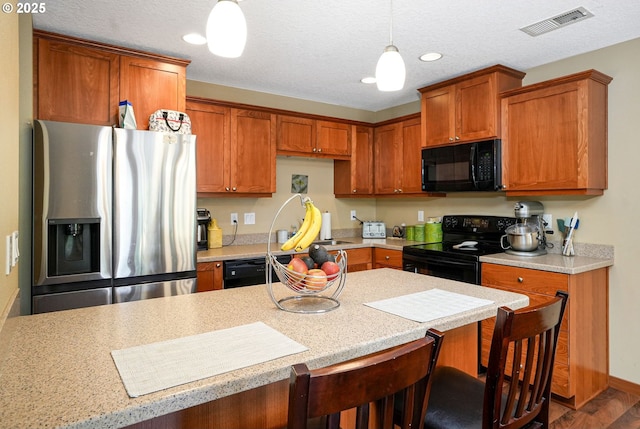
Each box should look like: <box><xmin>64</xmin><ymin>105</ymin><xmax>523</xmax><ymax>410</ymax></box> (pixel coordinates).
<box><xmin>244</xmin><ymin>212</ymin><xmax>256</xmax><ymax>225</ymax></box>
<box><xmin>5</xmin><ymin>235</ymin><xmax>10</xmax><ymax>275</ymax></box>
<box><xmin>11</xmin><ymin>231</ymin><xmax>19</xmax><ymax>266</ymax></box>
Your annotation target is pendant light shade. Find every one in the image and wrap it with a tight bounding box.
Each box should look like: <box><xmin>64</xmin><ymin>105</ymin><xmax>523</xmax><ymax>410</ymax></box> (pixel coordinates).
<box><xmin>375</xmin><ymin>45</ymin><xmax>406</xmax><ymax>91</ymax></box>
<box><xmin>375</xmin><ymin>0</ymin><xmax>405</xmax><ymax>91</ymax></box>
<box><xmin>206</xmin><ymin>0</ymin><xmax>247</xmax><ymax>58</ymax></box>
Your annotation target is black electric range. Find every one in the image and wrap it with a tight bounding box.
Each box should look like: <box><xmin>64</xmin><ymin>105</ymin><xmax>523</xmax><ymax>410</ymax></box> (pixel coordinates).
<box><xmin>403</xmin><ymin>215</ymin><xmax>516</xmax><ymax>284</ymax></box>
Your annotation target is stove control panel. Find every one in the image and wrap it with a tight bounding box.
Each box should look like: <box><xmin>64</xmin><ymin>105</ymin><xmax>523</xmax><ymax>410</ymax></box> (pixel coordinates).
<box><xmin>442</xmin><ymin>215</ymin><xmax>516</xmax><ymax>235</ymax></box>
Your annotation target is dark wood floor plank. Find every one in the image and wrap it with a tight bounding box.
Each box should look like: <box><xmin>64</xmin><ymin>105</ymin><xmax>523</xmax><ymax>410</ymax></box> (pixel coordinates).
<box><xmin>608</xmin><ymin>402</ymin><xmax>640</xmax><ymax>429</ymax></box>
<box><xmin>549</xmin><ymin>387</ymin><xmax>640</xmax><ymax>429</ymax></box>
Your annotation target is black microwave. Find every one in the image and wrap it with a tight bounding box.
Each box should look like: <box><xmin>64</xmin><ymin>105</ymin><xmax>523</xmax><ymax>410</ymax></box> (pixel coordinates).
<box><xmin>422</xmin><ymin>139</ymin><xmax>502</xmax><ymax>192</ymax></box>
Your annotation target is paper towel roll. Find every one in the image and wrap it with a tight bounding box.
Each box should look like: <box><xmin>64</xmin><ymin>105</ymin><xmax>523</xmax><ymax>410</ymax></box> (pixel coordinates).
<box><xmin>320</xmin><ymin>211</ymin><xmax>332</xmax><ymax>240</ymax></box>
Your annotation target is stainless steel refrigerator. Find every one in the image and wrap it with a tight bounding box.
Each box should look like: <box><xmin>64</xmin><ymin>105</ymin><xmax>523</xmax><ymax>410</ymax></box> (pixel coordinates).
<box><xmin>32</xmin><ymin>120</ymin><xmax>197</xmax><ymax>314</ymax></box>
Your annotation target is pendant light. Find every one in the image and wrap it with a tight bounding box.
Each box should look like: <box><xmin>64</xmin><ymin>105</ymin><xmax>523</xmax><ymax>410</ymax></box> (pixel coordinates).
<box><xmin>206</xmin><ymin>0</ymin><xmax>247</xmax><ymax>58</ymax></box>
<box><xmin>375</xmin><ymin>0</ymin><xmax>405</xmax><ymax>91</ymax></box>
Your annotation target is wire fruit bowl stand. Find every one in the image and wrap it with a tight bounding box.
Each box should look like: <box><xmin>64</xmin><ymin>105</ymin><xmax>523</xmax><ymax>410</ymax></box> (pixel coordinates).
<box><xmin>266</xmin><ymin>194</ymin><xmax>347</xmax><ymax>314</ymax></box>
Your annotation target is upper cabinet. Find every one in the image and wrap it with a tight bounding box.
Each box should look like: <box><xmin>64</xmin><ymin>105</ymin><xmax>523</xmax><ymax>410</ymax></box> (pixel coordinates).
<box><xmin>277</xmin><ymin>115</ymin><xmax>351</xmax><ymax>159</ymax></box>
<box><xmin>119</xmin><ymin>56</ymin><xmax>186</xmax><ymax>129</ymax></box>
<box><xmin>500</xmin><ymin>70</ymin><xmax>612</xmax><ymax>196</ymax></box>
<box><xmin>34</xmin><ymin>30</ymin><xmax>189</xmax><ymax>128</ymax></box>
<box><xmin>334</xmin><ymin>125</ymin><xmax>374</xmax><ymax>197</ymax></box>
<box><xmin>419</xmin><ymin>65</ymin><xmax>525</xmax><ymax>147</ymax></box>
<box><xmin>374</xmin><ymin>116</ymin><xmax>423</xmax><ymax>196</ymax></box>
<box><xmin>186</xmin><ymin>98</ymin><xmax>276</xmax><ymax>197</ymax></box>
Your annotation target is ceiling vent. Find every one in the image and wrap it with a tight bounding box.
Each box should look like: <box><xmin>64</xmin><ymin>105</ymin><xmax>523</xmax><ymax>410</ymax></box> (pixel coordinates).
<box><xmin>520</xmin><ymin>7</ymin><xmax>594</xmax><ymax>37</ymax></box>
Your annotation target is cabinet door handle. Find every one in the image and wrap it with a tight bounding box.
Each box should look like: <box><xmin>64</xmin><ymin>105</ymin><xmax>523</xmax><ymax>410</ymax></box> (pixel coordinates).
<box><xmin>352</xmin><ymin>189</ymin><xmax>357</xmax><ymax>193</ymax></box>
<box><xmin>455</xmin><ymin>136</ymin><xmax>460</xmax><ymax>140</ymax></box>
<box><xmin>449</xmin><ymin>137</ymin><xmax>454</xmax><ymax>142</ymax></box>
<box><xmin>317</xmin><ymin>148</ymin><xmax>322</xmax><ymax>152</ymax></box>
<box><xmin>225</xmin><ymin>187</ymin><xmax>230</xmax><ymax>191</ymax></box>
<box><xmin>232</xmin><ymin>187</ymin><xmax>237</xmax><ymax>191</ymax></box>
<box><xmin>385</xmin><ymin>255</ymin><xmax>390</xmax><ymax>260</ymax></box>
<box><xmin>216</xmin><ymin>263</ymin><xmax>221</xmax><ymax>268</ymax></box>
<box><xmin>312</xmin><ymin>147</ymin><xmax>317</xmax><ymax>152</ymax></box>
<box><xmin>517</xmin><ymin>277</ymin><xmax>524</xmax><ymax>283</ymax></box>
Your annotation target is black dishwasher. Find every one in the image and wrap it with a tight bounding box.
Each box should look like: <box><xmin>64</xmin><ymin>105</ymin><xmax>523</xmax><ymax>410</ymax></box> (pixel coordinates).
<box><xmin>223</xmin><ymin>255</ymin><xmax>291</xmax><ymax>288</ymax></box>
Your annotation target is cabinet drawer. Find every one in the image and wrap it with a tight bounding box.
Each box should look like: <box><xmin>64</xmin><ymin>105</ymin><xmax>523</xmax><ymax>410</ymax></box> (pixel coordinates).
<box><xmin>482</xmin><ymin>263</ymin><xmax>568</xmax><ymax>295</ymax></box>
<box><xmin>373</xmin><ymin>248</ymin><xmax>403</xmax><ymax>268</ymax></box>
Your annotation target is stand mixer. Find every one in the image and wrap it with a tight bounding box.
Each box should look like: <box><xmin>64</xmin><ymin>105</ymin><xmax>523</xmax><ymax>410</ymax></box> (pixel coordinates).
<box><xmin>502</xmin><ymin>201</ymin><xmax>549</xmax><ymax>256</ymax></box>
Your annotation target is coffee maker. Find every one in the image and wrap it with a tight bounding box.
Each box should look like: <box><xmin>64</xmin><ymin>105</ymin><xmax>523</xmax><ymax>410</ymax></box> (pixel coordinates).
<box><xmin>502</xmin><ymin>201</ymin><xmax>549</xmax><ymax>256</ymax></box>
<box><xmin>197</xmin><ymin>208</ymin><xmax>211</xmax><ymax>250</ymax></box>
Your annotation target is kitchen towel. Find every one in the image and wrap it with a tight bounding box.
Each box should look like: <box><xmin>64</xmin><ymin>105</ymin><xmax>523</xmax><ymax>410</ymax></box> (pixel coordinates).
<box><xmin>364</xmin><ymin>288</ymin><xmax>494</xmax><ymax>323</ymax></box>
<box><xmin>320</xmin><ymin>211</ymin><xmax>332</xmax><ymax>240</ymax></box>
<box><xmin>111</xmin><ymin>321</ymin><xmax>307</xmax><ymax>397</ymax></box>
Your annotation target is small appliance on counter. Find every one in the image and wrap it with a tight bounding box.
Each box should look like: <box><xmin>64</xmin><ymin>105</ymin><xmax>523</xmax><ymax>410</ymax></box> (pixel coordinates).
<box><xmin>500</xmin><ymin>201</ymin><xmax>550</xmax><ymax>257</ymax></box>
<box><xmin>362</xmin><ymin>221</ymin><xmax>386</xmax><ymax>238</ymax></box>
<box><xmin>197</xmin><ymin>208</ymin><xmax>211</xmax><ymax>250</ymax></box>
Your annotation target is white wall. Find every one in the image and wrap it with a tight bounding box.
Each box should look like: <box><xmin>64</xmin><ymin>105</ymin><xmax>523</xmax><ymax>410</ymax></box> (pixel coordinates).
<box><xmin>0</xmin><ymin>12</ymin><xmax>20</xmax><ymax>318</ymax></box>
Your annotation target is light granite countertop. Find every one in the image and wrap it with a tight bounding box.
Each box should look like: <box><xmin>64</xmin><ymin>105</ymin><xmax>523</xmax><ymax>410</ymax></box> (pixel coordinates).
<box><xmin>198</xmin><ymin>237</ymin><xmax>614</xmax><ymax>274</ymax></box>
<box><xmin>0</xmin><ymin>269</ymin><xmax>527</xmax><ymax>429</ymax></box>
<box><xmin>480</xmin><ymin>252</ymin><xmax>613</xmax><ymax>275</ymax></box>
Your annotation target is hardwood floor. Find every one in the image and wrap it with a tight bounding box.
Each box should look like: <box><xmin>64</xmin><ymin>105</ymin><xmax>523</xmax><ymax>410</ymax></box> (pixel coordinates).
<box><xmin>550</xmin><ymin>388</ymin><xmax>640</xmax><ymax>429</ymax></box>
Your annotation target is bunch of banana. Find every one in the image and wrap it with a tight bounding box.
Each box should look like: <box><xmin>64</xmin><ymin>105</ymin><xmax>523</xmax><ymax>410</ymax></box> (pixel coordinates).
<box><xmin>280</xmin><ymin>199</ymin><xmax>322</xmax><ymax>252</ymax></box>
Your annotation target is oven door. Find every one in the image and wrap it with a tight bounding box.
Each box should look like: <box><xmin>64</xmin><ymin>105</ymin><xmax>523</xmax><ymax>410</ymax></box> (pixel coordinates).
<box><xmin>402</xmin><ymin>252</ymin><xmax>480</xmax><ymax>285</ymax></box>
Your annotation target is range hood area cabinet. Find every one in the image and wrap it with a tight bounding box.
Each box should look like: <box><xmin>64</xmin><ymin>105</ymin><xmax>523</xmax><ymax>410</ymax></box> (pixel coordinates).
<box><xmin>334</xmin><ymin>125</ymin><xmax>375</xmax><ymax>197</ymax></box>
<box><xmin>500</xmin><ymin>70</ymin><xmax>612</xmax><ymax>196</ymax></box>
<box><xmin>276</xmin><ymin>114</ymin><xmax>352</xmax><ymax>159</ymax></box>
<box><xmin>186</xmin><ymin>97</ymin><xmax>276</xmax><ymax>196</ymax></box>
<box><xmin>34</xmin><ymin>30</ymin><xmax>188</xmax><ymax>128</ymax></box>
<box><xmin>418</xmin><ymin>65</ymin><xmax>525</xmax><ymax>148</ymax></box>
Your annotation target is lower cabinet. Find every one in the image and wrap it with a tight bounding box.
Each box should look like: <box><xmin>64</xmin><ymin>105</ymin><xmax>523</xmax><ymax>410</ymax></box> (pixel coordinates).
<box><xmin>373</xmin><ymin>248</ymin><xmax>403</xmax><ymax>269</ymax></box>
<box><xmin>196</xmin><ymin>262</ymin><xmax>223</xmax><ymax>292</ymax></box>
<box><xmin>481</xmin><ymin>263</ymin><xmax>609</xmax><ymax>409</ymax></box>
<box><xmin>344</xmin><ymin>248</ymin><xmax>373</xmax><ymax>272</ymax></box>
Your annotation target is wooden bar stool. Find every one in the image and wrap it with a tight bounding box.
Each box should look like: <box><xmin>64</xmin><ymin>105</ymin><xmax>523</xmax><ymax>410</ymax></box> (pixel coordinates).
<box><xmin>423</xmin><ymin>291</ymin><xmax>568</xmax><ymax>429</ymax></box>
<box><xmin>287</xmin><ymin>329</ymin><xmax>444</xmax><ymax>429</ymax></box>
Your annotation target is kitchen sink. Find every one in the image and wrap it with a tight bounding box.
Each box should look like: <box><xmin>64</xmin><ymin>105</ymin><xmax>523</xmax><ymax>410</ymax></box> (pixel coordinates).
<box><xmin>312</xmin><ymin>240</ymin><xmax>352</xmax><ymax>246</ymax></box>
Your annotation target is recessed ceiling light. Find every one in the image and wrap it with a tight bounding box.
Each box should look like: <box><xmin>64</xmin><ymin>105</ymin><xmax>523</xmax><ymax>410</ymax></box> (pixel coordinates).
<box><xmin>182</xmin><ymin>33</ymin><xmax>207</xmax><ymax>45</ymax></box>
<box><xmin>419</xmin><ymin>52</ymin><xmax>443</xmax><ymax>62</ymax></box>
<box><xmin>361</xmin><ymin>77</ymin><xmax>377</xmax><ymax>84</ymax></box>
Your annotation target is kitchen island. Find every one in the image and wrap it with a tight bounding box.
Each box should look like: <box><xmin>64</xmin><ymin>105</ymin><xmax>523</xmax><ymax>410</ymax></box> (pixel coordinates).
<box><xmin>0</xmin><ymin>269</ymin><xmax>528</xmax><ymax>429</ymax></box>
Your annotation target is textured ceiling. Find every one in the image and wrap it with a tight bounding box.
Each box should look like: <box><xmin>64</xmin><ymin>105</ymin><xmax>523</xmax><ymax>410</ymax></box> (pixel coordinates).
<box><xmin>33</xmin><ymin>1</ymin><xmax>640</xmax><ymax>112</ymax></box>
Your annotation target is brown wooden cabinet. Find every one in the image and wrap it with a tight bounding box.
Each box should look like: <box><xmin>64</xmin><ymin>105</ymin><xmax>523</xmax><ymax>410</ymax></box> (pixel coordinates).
<box><xmin>334</xmin><ymin>125</ymin><xmax>374</xmax><ymax>197</ymax></box>
<box><xmin>419</xmin><ymin>65</ymin><xmax>524</xmax><ymax>148</ymax></box>
<box><xmin>34</xmin><ymin>30</ymin><xmax>189</xmax><ymax>128</ymax></box>
<box><xmin>196</xmin><ymin>262</ymin><xmax>223</xmax><ymax>292</ymax></box>
<box><xmin>119</xmin><ymin>56</ymin><xmax>186</xmax><ymax>129</ymax></box>
<box><xmin>481</xmin><ymin>263</ymin><xmax>609</xmax><ymax>409</ymax></box>
<box><xmin>187</xmin><ymin>98</ymin><xmax>276</xmax><ymax>196</ymax></box>
<box><xmin>373</xmin><ymin>248</ymin><xmax>403</xmax><ymax>269</ymax></box>
<box><xmin>276</xmin><ymin>115</ymin><xmax>351</xmax><ymax>159</ymax></box>
<box><xmin>344</xmin><ymin>248</ymin><xmax>373</xmax><ymax>272</ymax></box>
<box><xmin>500</xmin><ymin>70</ymin><xmax>612</xmax><ymax>196</ymax></box>
<box><xmin>374</xmin><ymin>115</ymin><xmax>423</xmax><ymax>196</ymax></box>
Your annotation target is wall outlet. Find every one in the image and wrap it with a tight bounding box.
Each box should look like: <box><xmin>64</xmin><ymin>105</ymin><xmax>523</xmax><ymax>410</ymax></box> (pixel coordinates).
<box><xmin>230</xmin><ymin>213</ymin><xmax>239</xmax><ymax>225</ymax></box>
<box><xmin>244</xmin><ymin>212</ymin><xmax>256</xmax><ymax>225</ymax></box>
<box><xmin>418</xmin><ymin>210</ymin><xmax>425</xmax><ymax>222</ymax></box>
<box><xmin>542</xmin><ymin>214</ymin><xmax>553</xmax><ymax>231</ymax></box>
<box><xmin>350</xmin><ymin>210</ymin><xmax>357</xmax><ymax>221</ymax></box>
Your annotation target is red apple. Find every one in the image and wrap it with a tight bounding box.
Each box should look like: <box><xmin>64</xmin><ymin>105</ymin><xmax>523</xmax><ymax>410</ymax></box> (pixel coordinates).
<box><xmin>321</xmin><ymin>261</ymin><xmax>340</xmax><ymax>280</ymax></box>
<box><xmin>305</xmin><ymin>269</ymin><xmax>328</xmax><ymax>291</ymax></box>
<box><xmin>287</xmin><ymin>257</ymin><xmax>308</xmax><ymax>275</ymax></box>
<box><xmin>286</xmin><ymin>257</ymin><xmax>308</xmax><ymax>289</ymax></box>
